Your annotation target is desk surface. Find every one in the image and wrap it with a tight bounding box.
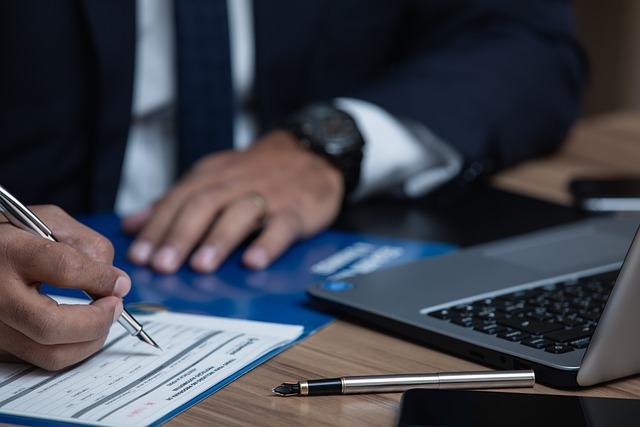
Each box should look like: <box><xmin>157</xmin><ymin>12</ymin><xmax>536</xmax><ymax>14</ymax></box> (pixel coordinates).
<box><xmin>167</xmin><ymin>111</ymin><xmax>640</xmax><ymax>426</ymax></box>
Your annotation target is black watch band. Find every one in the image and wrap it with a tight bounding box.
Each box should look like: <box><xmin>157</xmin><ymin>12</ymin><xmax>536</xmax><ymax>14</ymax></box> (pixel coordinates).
<box><xmin>283</xmin><ymin>103</ymin><xmax>365</xmax><ymax>195</ymax></box>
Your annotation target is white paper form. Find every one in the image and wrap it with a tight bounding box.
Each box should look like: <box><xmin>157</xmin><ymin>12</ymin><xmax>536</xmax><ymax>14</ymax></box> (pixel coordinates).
<box><xmin>0</xmin><ymin>299</ymin><xmax>303</xmax><ymax>427</ymax></box>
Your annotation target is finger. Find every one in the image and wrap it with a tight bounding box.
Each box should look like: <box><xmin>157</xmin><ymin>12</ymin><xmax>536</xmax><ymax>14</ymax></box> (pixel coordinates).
<box><xmin>0</xmin><ymin>294</ymin><xmax>120</xmax><ymax>354</ymax></box>
<box><xmin>148</xmin><ymin>188</ymin><xmax>250</xmax><ymax>273</ymax></box>
<box><xmin>0</xmin><ymin>299</ymin><xmax>119</xmax><ymax>371</ymax></box>
<box><xmin>9</xmin><ymin>234</ymin><xmax>131</xmax><ymax>298</ymax></box>
<box><xmin>30</xmin><ymin>205</ymin><xmax>116</xmax><ymax>264</ymax></box>
<box><xmin>242</xmin><ymin>210</ymin><xmax>304</xmax><ymax>270</ymax></box>
<box><xmin>0</xmin><ymin>289</ymin><xmax>122</xmax><ymax>343</ymax></box>
<box><xmin>120</xmin><ymin>207</ymin><xmax>152</xmax><ymax>235</ymax></box>
<box><xmin>189</xmin><ymin>195</ymin><xmax>267</xmax><ymax>273</ymax></box>
<box><xmin>125</xmin><ymin>151</ymin><xmax>248</xmax><ymax>266</ymax></box>
<box><xmin>0</xmin><ymin>324</ymin><xmax>90</xmax><ymax>371</ymax></box>
<box><xmin>53</xmin><ymin>297</ymin><xmax>122</xmax><ymax>344</ymax></box>
<box><xmin>125</xmin><ymin>181</ymin><xmax>218</xmax><ymax>265</ymax></box>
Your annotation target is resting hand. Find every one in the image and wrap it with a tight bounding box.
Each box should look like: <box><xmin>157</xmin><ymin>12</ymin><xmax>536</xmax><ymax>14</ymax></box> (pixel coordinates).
<box><xmin>123</xmin><ymin>129</ymin><xmax>343</xmax><ymax>273</ymax></box>
<box><xmin>0</xmin><ymin>205</ymin><xmax>131</xmax><ymax>370</ymax></box>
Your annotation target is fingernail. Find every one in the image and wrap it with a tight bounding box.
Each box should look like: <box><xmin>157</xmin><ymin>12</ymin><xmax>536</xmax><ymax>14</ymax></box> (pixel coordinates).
<box><xmin>124</xmin><ymin>208</ymin><xmax>150</xmax><ymax>223</ymax></box>
<box><xmin>113</xmin><ymin>276</ymin><xmax>131</xmax><ymax>297</ymax></box>
<box><xmin>128</xmin><ymin>241</ymin><xmax>153</xmax><ymax>264</ymax></box>
<box><xmin>191</xmin><ymin>245</ymin><xmax>218</xmax><ymax>272</ymax></box>
<box><xmin>244</xmin><ymin>247</ymin><xmax>269</xmax><ymax>269</ymax></box>
<box><xmin>113</xmin><ymin>300</ymin><xmax>124</xmax><ymax>323</ymax></box>
<box><xmin>153</xmin><ymin>246</ymin><xmax>179</xmax><ymax>272</ymax></box>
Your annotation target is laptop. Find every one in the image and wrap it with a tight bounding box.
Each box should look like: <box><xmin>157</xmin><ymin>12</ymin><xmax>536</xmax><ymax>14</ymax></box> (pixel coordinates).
<box><xmin>307</xmin><ymin>214</ymin><xmax>640</xmax><ymax>387</ymax></box>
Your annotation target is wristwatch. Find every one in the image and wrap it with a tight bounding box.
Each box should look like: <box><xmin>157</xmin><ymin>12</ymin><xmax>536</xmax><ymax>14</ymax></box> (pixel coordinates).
<box><xmin>283</xmin><ymin>103</ymin><xmax>365</xmax><ymax>195</ymax></box>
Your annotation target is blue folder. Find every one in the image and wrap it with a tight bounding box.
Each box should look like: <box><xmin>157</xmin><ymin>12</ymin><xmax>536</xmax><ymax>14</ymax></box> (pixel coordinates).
<box><xmin>47</xmin><ymin>213</ymin><xmax>454</xmax><ymax>334</ymax></box>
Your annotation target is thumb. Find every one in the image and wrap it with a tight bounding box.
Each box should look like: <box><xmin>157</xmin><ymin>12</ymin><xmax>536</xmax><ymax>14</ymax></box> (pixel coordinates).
<box><xmin>12</xmin><ymin>236</ymin><xmax>132</xmax><ymax>298</ymax></box>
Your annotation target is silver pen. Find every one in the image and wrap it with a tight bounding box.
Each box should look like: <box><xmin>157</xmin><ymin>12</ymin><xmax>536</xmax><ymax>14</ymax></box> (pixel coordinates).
<box><xmin>271</xmin><ymin>369</ymin><xmax>535</xmax><ymax>396</ymax></box>
<box><xmin>0</xmin><ymin>185</ymin><xmax>160</xmax><ymax>350</ymax></box>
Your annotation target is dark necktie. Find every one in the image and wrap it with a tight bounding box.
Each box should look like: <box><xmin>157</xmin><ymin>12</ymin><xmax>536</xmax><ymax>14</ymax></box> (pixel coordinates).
<box><xmin>174</xmin><ymin>0</ymin><xmax>233</xmax><ymax>173</ymax></box>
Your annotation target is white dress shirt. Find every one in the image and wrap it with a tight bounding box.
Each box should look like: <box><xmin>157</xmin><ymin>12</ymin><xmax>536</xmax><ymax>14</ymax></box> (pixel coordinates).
<box><xmin>115</xmin><ymin>0</ymin><xmax>461</xmax><ymax>216</ymax></box>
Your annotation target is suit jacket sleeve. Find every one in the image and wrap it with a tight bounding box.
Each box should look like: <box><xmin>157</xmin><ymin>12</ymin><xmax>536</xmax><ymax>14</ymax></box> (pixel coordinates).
<box><xmin>345</xmin><ymin>0</ymin><xmax>587</xmax><ymax>180</ymax></box>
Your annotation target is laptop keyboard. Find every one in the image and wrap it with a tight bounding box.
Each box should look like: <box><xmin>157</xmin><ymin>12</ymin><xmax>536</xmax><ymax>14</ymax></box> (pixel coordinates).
<box><xmin>427</xmin><ymin>270</ymin><xmax>618</xmax><ymax>354</ymax></box>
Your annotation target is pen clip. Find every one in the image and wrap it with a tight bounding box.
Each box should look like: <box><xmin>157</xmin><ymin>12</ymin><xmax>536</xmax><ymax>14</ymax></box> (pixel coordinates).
<box><xmin>0</xmin><ymin>185</ymin><xmax>56</xmax><ymax>240</ymax></box>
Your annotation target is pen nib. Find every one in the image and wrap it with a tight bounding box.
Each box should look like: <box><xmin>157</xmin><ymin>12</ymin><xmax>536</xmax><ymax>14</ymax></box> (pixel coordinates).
<box><xmin>137</xmin><ymin>330</ymin><xmax>162</xmax><ymax>351</ymax></box>
<box><xmin>271</xmin><ymin>382</ymin><xmax>300</xmax><ymax>396</ymax></box>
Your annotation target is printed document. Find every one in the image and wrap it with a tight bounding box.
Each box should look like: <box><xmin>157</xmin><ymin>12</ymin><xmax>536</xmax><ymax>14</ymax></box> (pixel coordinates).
<box><xmin>0</xmin><ymin>298</ymin><xmax>303</xmax><ymax>427</ymax></box>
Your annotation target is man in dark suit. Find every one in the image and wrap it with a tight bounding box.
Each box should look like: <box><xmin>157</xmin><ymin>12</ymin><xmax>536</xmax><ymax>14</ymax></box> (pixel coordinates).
<box><xmin>0</xmin><ymin>0</ymin><xmax>586</xmax><ymax>369</ymax></box>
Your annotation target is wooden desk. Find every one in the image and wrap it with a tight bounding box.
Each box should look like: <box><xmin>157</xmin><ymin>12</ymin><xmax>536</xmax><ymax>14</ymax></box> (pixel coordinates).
<box><xmin>166</xmin><ymin>111</ymin><xmax>640</xmax><ymax>426</ymax></box>
<box><xmin>493</xmin><ymin>109</ymin><xmax>640</xmax><ymax>205</ymax></box>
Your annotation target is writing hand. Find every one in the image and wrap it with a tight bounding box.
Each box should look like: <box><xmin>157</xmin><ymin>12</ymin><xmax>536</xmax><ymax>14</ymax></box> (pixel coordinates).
<box><xmin>0</xmin><ymin>205</ymin><xmax>131</xmax><ymax>370</ymax></box>
<box><xmin>124</xmin><ymin>129</ymin><xmax>343</xmax><ymax>273</ymax></box>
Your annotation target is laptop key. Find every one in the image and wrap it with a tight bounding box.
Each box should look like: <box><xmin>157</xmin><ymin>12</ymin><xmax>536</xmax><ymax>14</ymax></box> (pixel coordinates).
<box><xmin>476</xmin><ymin>310</ymin><xmax>500</xmax><ymax>321</ymax></box>
<box><xmin>473</xmin><ymin>321</ymin><xmax>505</xmax><ymax>335</ymax></box>
<box><xmin>570</xmin><ymin>337</ymin><xmax>591</xmax><ymax>349</ymax></box>
<box><xmin>428</xmin><ymin>309</ymin><xmax>453</xmax><ymax>320</ymax></box>
<box><xmin>497</xmin><ymin>329</ymin><xmax>529</xmax><ymax>342</ymax></box>
<box><xmin>450</xmin><ymin>305</ymin><xmax>476</xmax><ymax>315</ymax></box>
<box><xmin>496</xmin><ymin>301</ymin><xmax>527</xmax><ymax>314</ymax></box>
<box><xmin>545</xmin><ymin>343</ymin><xmax>574</xmax><ymax>354</ymax></box>
<box><xmin>522</xmin><ymin>337</ymin><xmax>555</xmax><ymax>349</ymax></box>
<box><xmin>498</xmin><ymin>317</ymin><xmax>563</xmax><ymax>335</ymax></box>
<box><xmin>556</xmin><ymin>315</ymin><xmax>587</xmax><ymax>327</ymax></box>
<box><xmin>544</xmin><ymin>325</ymin><xmax>596</xmax><ymax>343</ymax></box>
<box><xmin>577</xmin><ymin>309</ymin><xmax>601</xmax><ymax>321</ymax></box>
<box><xmin>450</xmin><ymin>315</ymin><xmax>475</xmax><ymax>327</ymax></box>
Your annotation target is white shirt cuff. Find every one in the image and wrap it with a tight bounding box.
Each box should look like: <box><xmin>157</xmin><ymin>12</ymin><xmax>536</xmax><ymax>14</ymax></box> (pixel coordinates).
<box><xmin>333</xmin><ymin>98</ymin><xmax>463</xmax><ymax>200</ymax></box>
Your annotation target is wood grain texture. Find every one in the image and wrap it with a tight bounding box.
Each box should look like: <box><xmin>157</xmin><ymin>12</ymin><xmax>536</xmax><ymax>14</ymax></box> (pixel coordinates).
<box><xmin>165</xmin><ymin>320</ymin><xmax>640</xmax><ymax>426</ymax></box>
<box><xmin>492</xmin><ymin>110</ymin><xmax>640</xmax><ymax>205</ymax></box>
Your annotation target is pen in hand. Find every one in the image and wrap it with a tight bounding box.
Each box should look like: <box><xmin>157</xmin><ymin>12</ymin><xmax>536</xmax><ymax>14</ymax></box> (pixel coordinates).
<box><xmin>271</xmin><ymin>369</ymin><xmax>535</xmax><ymax>396</ymax></box>
<box><xmin>0</xmin><ymin>185</ymin><xmax>161</xmax><ymax>350</ymax></box>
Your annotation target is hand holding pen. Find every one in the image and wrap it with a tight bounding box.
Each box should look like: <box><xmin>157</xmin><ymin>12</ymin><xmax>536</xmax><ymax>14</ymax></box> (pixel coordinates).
<box><xmin>0</xmin><ymin>186</ymin><xmax>159</xmax><ymax>371</ymax></box>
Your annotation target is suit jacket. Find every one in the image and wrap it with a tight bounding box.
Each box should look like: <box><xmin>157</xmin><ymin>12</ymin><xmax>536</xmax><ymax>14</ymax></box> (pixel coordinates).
<box><xmin>0</xmin><ymin>0</ymin><xmax>586</xmax><ymax>213</ymax></box>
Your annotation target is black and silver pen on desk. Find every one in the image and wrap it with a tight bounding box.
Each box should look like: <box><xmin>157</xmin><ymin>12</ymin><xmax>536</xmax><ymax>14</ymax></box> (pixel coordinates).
<box><xmin>272</xmin><ymin>369</ymin><xmax>535</xmax><ymax>396</ymax></box>
<box><xmin>0</xmin><ymin>185</ymin><xmax>161</xmax><ymax>350</ymax></box>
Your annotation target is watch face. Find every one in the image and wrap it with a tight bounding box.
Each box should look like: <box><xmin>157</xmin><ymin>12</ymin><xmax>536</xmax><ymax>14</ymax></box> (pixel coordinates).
<box><xmin>301</xmin><ymin>108</ymin><xmax>362</xmax><ymax>155</ymax></box>
<box><xmin>290</xmin><ymin>104</ymin><xmax>364</xmax><ymax>155</ymax></box>
<box><xmin>320</xmin><ymin>116</ymin><xmax>357</xmax><ymax>139</ymax></box>
<box><xmin>299</xmin><ymin>112</ymin><xmax>356</xmax><ymax>137</ymax></box>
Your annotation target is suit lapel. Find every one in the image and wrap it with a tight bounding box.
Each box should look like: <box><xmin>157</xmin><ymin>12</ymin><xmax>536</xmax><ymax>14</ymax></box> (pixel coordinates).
<box><xmin>79</xmin><ymin>0</ymin><xmax>136</xmax><ymax>211</ymax></box>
